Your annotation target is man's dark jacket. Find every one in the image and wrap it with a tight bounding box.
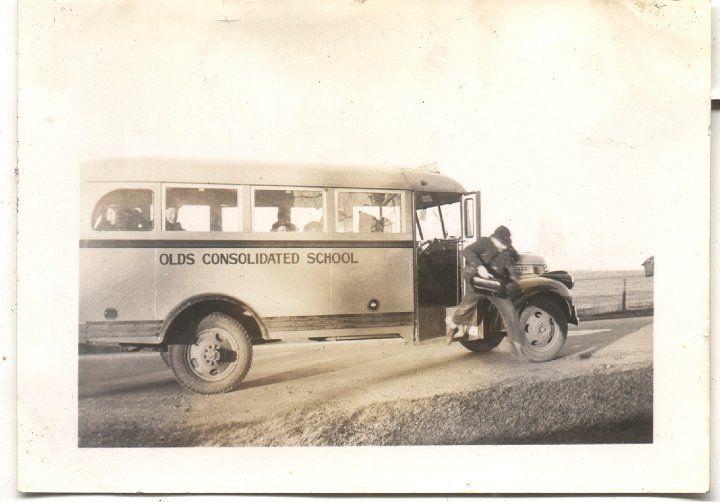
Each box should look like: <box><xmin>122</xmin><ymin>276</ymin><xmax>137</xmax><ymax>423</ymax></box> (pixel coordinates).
<box><xmin>462</xmin><ymin>237</ymin><xmax>519</xmax><ymax>283</ymax></box>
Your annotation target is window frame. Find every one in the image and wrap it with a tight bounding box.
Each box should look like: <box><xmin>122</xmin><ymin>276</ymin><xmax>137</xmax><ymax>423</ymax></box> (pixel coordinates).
<box><xmin>90</xmin><ymin>187</ymin><xmax>155</xmax><ymax>233</ymax></box>
<box><xmin>161</xmin><ymin>183</ymin><xmax>244</xmax><ymax>233</ymax></box>
<box><xmin>334</xmin><ymin>188</ymin><xmax>406</xmax><ymax>235</ymax></box>
<box><xmin>250</xmin><ymin>185</ymin><xmax>328</xmax><ymax>234</ymax></box>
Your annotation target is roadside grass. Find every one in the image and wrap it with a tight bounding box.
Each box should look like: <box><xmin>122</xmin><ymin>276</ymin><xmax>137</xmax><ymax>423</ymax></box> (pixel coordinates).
<box><xmin>80</xmin><ymin>366</ymin><xmax>652</xmax><ymax>447</ymax></box>
<box><xmin>214</xmin><ymin>366</ymin><xmax>652</xmax><ymax>446</ymax></box>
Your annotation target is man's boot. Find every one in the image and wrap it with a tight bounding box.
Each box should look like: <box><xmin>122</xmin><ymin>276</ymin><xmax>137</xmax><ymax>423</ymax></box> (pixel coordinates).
<box><xmin>445</xmin><ymin>325</ymin><xmax>459</xmax><ymax>345</ymax></box>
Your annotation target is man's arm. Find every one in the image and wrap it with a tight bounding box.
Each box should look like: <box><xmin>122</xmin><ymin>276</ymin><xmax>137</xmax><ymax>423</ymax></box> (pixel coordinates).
<box><xmin>462</xmin><ymin>238</ymin><xmax>494</xmax><ymax>278</ymax></box>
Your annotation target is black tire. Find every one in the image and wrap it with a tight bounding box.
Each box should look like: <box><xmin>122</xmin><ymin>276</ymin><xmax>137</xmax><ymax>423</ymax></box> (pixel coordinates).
<box><xmin>168</xmin><ymin>312</ymin><xmax>253</xmax><ymax>394</ymax></box>
<box><xmin>159</xmin><ymin>351</ymin><xmax>171</xmax><ymax>368</ymax></box>
<box><xmin>459</xmin><ymin>307</ymin><xmax>505</xmax><ymax>352</ymax></box>
<box><xmin>459</xmin><ymin>329</ymin><xmax>505</xmax><ymax>352</ymax></box>
<box><xmin>515</xmin><ymin>298</ymin><xmax>567</xmax><ymax>363</ymax></box>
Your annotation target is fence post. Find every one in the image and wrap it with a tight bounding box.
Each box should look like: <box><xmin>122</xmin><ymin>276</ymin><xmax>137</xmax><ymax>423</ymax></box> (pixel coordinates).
<box><xmin>622</xmin><ymin>278</ymin><xmax>627</xmax><ymax>312</ymax></box>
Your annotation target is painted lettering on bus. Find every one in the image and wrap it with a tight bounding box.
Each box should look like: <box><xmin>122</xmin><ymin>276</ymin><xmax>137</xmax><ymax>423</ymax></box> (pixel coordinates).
<box><xmin>158</xmin><ymin>253</ymin><xmax>195</xmax><ymax>265</ymax></box>
<box><xmin>202</xmin><ymin>252</ymin><xmax>301</xmax><ymax>265</ymax></box>
<box><xmin>306</xmin><ymin>252</ymin><xmax>359</xmax><ymax>264</ymax></box>
<box><xmin>157</xmin><ymin>252</ymin><xmax>359</xmax><ymax>265</ymax></box>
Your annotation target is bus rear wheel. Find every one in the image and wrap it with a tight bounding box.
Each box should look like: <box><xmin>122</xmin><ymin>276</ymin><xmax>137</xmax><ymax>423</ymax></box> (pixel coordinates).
<box><xmin>168</xmin><ymin>312</ymin><xmax>253</xmax><ymax>394</ymax></box>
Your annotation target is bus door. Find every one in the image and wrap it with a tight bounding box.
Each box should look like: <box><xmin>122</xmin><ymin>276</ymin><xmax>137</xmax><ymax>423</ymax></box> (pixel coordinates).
<box><xmin>457</xmin><ymin>191</ymin><xmax>484</xmax><ymax>328</ymax></box>
<box><xmin>414</xmin><ymin>192</ymin><xmax>463</xmax><ymax>339</ymax></box>
<box><xmin>461</xmin><ymin>191</ymin><xmax>481</xmax><ymax>251</ymax></box>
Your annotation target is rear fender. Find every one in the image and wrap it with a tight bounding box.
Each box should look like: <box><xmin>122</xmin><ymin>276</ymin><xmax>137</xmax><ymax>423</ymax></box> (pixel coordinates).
<box><xmin>159</xmin><ymin>293</ymin><xmax>268</xmax><ymax>345</ymax></box>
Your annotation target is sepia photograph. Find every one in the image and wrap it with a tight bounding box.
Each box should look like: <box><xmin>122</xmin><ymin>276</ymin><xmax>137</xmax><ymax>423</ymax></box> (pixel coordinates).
<box><xmin>76</xmin><ymin>159</ymin><xmax>652</xmax><ymax>448</ymax></box>
<box><xmin>16</xmin><ymin>0</ymin><xmax>709</xmax><ymax>494</ymax></box>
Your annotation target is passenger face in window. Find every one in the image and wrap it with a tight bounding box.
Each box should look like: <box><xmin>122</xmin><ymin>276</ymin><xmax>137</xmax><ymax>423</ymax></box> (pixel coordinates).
<box><xmin>303</xmin><ymin>220</ymin><xmax>323</xmax><ymax>232</ymax></box>
<box><xmin>165</xmin><ymin>206</ymin><xmax>184</xmax><ymax>231</ymax></box>
<box><xmin>166</xmin><ymin>207</ymin><xmax>178</xmax><ymax>224</ymax></box>
<box><xmin>271</xmin><ymin>221</ymin><xmax>297</xmax><ymax>232</ymax></box>
<box><xmin>91</xmin><ymin>189</ymin><xmax>154</xmax><ymax>231</ymax></box>
<box><xmin>106</xmin><ymin>206</ymin><xmax>128</xmax><ymax>229</ymax></box>
<box><xmin>105</xmin><ymin>207</ymin><xmax>119</xmax><ymax>226</ymax></box>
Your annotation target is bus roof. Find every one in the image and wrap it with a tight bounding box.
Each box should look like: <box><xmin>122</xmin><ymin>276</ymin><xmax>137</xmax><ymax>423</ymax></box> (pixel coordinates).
<box><xmin>81</xmin><ymin>158</ymin><xmax>467</xmax><ymax>193</ymax></box>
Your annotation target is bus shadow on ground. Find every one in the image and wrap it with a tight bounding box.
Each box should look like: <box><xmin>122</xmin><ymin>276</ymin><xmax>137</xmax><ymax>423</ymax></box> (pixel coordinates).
<box><xmin>239</xmin><ymin>358</ymin><xmax>362</xmax><ymax>391</ymax></box>
<box><xmin>239</xmin><ymin>349</ymin><xmax>482</xmax><ymax>397</ymax></box>
<box><xmin>310</xmin><ymin>350</ymin><xmax>515</xmax><ymax>404</ymax></box>
<box><xmin>79</xmin><ymin>374</ymin><xmax>180</xmax><ymax>399</ymax></box>
<box><xmin>560</xmin><ymin>320</ymin><xmax>652</xmax><ymax>360</ymax></box>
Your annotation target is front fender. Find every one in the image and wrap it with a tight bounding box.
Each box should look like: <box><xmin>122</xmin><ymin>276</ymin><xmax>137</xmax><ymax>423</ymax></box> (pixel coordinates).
<box><xmin>511</xmin><ymin>276</ymin><xmax>579</xmax><ymax>325</ymax></box>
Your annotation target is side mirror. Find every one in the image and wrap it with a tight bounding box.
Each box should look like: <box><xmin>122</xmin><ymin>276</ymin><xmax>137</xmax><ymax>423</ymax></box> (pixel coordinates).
<box><xmin>463</xmin><ymin>198</ymin><xmax>475</xmax><ymax>238</ymax></box>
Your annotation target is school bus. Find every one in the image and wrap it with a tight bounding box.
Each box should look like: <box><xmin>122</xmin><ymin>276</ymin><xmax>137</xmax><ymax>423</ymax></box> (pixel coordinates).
<box><xmin>80</xmin><ymin>159</ymin><xmax>579</xmax><ymax>394</ymax></box>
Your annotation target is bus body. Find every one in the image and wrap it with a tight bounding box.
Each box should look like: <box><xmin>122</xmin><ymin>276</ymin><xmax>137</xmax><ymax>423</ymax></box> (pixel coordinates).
<box><xmin>80</xmin><ymin>158</ymin><xmax>578</xmax><ymax>393</ymax></box>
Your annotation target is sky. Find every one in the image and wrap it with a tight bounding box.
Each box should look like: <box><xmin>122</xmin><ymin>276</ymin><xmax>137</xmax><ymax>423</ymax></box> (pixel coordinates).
<box><xmin>18</xmin><ymin>0</ymin><xmax>708</xmax><ymax>270</ymax></box>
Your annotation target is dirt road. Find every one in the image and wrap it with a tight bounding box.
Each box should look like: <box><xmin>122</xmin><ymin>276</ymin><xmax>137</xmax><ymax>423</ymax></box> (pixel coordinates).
<box><xmin>79</xmin><ymin>316</ymin><xmax>652</xmax><ymax>446</ymax></box>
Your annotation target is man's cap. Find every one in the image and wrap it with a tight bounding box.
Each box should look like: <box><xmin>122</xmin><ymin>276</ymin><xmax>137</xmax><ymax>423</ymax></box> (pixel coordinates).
<box><xmin>492</xmin><ymin>225</ymin><xmax>512</xmax><ymax>246</ymax></box>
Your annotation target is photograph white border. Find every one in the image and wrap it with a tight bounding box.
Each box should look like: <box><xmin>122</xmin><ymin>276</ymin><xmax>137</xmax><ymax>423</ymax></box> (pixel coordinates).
<box><xmin>14</xmin><ymin>0</ymin><xmax>710</xmax><ymax>494</ymax></box>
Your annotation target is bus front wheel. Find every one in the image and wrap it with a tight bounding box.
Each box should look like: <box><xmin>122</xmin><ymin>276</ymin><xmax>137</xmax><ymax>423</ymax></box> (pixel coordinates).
<box><xmin>514</xmin><ymin>298</ymin><xmax>567</xmax><ymax>363</ymax></box>
<box><xmin>168</xmin><ymin>312</ymin><xmax>253</xmax><ymax>394</ymax></box>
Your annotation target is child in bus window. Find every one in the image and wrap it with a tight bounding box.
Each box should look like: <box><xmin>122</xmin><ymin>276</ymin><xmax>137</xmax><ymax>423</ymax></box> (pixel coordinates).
<box><xmin>94</xmin><ymin>205</ymin><xmax>127</xmax><ymax>230</ymax></box>
<box><xmin>165</xmin><ymin>206</ymin><xmax>184</xmax><ymax>231</ymax></box>
<box><xmin>271</xmin><ymin>221</ymin><xmax>297</xmax><ymax>232</ymax></box>
<box><xmin>303</xmin><ymin>221</ymin><xmax>322</xmax><ymax>232</ymax></box>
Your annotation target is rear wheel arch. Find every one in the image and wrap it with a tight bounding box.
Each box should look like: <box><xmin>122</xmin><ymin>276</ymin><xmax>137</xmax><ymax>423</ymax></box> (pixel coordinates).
<box><xmin>159</xmin><ymin>294</ymin><xmax>267</xmax><ymax>346</ymax></box>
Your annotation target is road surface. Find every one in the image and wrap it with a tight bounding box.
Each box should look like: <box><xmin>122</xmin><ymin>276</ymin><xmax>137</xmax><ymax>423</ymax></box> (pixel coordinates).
<box><xmin>78</xmin><ymin>316</ymin><xmax>652</xmax><ymax>445</ymax></box>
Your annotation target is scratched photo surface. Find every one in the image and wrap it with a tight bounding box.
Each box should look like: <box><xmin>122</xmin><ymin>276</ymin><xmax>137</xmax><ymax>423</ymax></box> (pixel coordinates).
<box><xmin>17</xmin><ymin>0</ymin><xmax>709</xmax><ymax>493</ymax></box>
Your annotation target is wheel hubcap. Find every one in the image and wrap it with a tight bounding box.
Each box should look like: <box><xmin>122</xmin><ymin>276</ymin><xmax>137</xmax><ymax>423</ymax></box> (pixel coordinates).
<box><xmin>203</xmin><ymin>344</ymin><xmax>221</xmax><ymax>365</ymax></box>
<box><xmin>524</xmin><ymin>308</ymin><xmax>556</xmax><ymax>350</ymax></box>
<box><xmin>186</xmin><ymin>328</ymin><xmax>239</xmax><ymax>382</ymax></box>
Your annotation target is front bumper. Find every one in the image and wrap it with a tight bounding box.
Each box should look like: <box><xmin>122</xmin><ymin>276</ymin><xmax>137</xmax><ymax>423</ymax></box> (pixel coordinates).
<box><xmin>569</xmin><ymin>304</ymin><xmax>580</xmax><ymax>325</ymax></box>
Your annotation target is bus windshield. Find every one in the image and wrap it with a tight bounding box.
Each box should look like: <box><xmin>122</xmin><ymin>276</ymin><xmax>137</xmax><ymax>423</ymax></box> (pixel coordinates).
<box><xmin>416</xmin><ymin>201</ymin><xmax>461</xmax><ymax>240</ymax></box>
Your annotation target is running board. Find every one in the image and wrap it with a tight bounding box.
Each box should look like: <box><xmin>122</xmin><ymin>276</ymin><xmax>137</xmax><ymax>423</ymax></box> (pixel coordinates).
<box><xmin>307</xmin><ymin>333</ymin><xmax>402</xmax><ymax>342</ymax></box>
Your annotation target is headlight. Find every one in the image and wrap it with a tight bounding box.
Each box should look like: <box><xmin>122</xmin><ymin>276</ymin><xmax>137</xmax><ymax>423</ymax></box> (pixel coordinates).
<box><xmin>534</xmin><ymin>265</ymin><xmax>548</xmax><ymax>275</ymax></box>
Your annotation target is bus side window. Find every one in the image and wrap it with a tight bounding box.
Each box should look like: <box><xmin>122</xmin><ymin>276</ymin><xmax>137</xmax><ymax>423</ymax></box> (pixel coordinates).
<box><xmin>336</xmin><ymin>191</ymin><xmax>402</xmax><ymax>234</ymax></box>
<box><xmin>92</xmin><ymin>189</ymin><xmax>154</xmax><ymax>231</ymax></box>
<box><xmin>164</xmin><ymin>186</ymin><xmax>241</xmax><ymax>232</ymax></box>
<box><xmin>252</xmin><ymin>188</ymin><xmax>325</xmax><ymax>233</ymax></box>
